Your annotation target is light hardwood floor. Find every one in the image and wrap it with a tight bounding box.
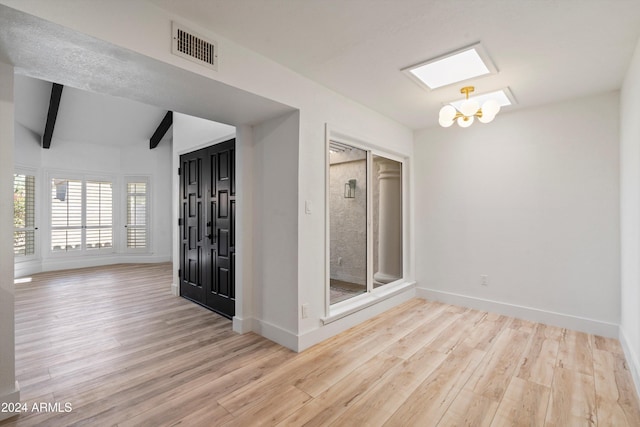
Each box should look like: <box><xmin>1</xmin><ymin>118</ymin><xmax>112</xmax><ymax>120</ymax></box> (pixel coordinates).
<box><xmin>2</xmin><ymin>263</ymin><xmax>639</xmax><ymax>426</ymax></box>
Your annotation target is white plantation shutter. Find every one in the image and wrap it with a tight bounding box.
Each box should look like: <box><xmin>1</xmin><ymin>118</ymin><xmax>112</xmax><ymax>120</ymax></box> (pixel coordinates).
<box><xmin>14</xmin><ymin>173</ymin><xmax>36</xmax><ymax>256</ymax></box>
<box><xmin>50</xmin><ymin>178</ymin><xmax>113</xmax><ymax>252</ymax></box>
<box><xmin>126</xmin><ymin>181</ymin><xmax>148</xmax><ymax>250</ymax></box>
<box><xmin>86</xmin><ymin>181</ymin><xmax>113</xmax><ymax>249</ymax></box>
<box><xmin>51</xmin><ymin>179</ymin><xmax>82</xmax><ymax>252</ymax></box>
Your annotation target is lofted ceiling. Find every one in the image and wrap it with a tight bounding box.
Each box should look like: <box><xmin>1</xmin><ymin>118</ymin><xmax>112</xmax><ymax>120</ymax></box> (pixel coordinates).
<box><xmin>148</xmin><ymin>0</ymin><xmax>640</xmax><ymax>129</ymax></box>
<box><xmin>15</xmin><ymin>75</ymin><xmax>173</xmax><ymax>147</ymax></box>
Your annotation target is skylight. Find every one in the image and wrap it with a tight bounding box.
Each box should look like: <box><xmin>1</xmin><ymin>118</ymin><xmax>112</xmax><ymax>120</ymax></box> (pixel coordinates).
<box><xmin>403</xmin><ymin>44</ymin><xmax>497</xmax><ymax>90</ymax></box>
<box><xmin>450</xmin><ymin>89</ymin><xmax>513</xmax><ymax>110</ymax></box>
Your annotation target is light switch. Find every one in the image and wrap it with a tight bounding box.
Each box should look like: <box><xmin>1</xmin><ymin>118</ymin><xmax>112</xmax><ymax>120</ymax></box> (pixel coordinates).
<box><xmin>305</xmin><ymin>200</ymin><xmax>312</xmax><ymax>214</ymax></box>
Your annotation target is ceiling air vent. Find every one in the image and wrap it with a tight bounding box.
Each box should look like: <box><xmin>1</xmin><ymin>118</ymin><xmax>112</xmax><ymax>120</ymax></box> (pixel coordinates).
<box><xmin>171</xmin><ymin>22</ymin><xmax>218</xmax><ymax>71</ymax></box>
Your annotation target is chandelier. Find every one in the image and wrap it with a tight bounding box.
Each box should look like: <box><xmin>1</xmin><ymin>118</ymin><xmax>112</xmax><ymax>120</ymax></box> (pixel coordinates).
<box><xmin>439</xmin><ymin>86</ymin><xmax>501</xmax><ymax>128</ymax></box>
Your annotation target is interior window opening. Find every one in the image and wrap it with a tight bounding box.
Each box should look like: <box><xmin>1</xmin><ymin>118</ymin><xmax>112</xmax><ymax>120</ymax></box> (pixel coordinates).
<box><xmin>328</xmin><ymin>140</ymin><xmax>404</xmax><ymax>306</ymax></box>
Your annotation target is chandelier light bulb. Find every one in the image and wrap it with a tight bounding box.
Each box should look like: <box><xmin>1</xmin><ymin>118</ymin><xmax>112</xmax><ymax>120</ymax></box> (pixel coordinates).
<box><xmin>478</xmin><ymin>112</ymin><xmax>495</xmax><ymax>124</ymax></box>
<box><xmin>457</xmin><ymin>115</ymin><xmax>474</xmax><ymax>128</ymax></box>
<box><xmin>460</xmin><ymin>100</ymin><xmax>480</xmax><ymax>117</ymax></box>
<box><xmin>439</xmin><ymin>115</ymin><xmax>455</xmax><ymax>127</ymax></box>
<box><xmin>482</xmin><ymin>99</ymin><xmax>501</xmax><ymax>117</ymax></box>
<box><xmin>439</xmin><ymin>105</ymin><xmax>457</xmax><ymax>121</ymax></box>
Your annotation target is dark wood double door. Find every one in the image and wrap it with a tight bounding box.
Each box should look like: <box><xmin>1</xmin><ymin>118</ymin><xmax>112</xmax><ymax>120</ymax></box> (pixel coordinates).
<box><xmin>179</xmin><ymin>139</ymin><xmax>235</xmax><ymax>318</ymax></box>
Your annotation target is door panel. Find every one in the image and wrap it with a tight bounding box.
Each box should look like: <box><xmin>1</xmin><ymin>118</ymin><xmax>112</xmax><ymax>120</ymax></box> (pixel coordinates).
<box><xmin>206</xmin><ymin>140</ymin><xmax>235</xmax><ymax>316</ymax></box>
<box><xmin>180</xmin><ymin>156</ymin><xmax>205</xmax><ymax>303</ymax></box>
<box><xmin>179</xmin><ymin>139</ymin><xmax>236</xmax><ymax>318</ymax></box>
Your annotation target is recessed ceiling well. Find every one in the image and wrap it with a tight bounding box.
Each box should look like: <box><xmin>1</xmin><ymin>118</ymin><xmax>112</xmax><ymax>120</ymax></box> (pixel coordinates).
<box><xmin>449</xmin><ymin>88</ymin><xmax>514</xmax><ymax>111</ymax></box>
<box><xmin>404</xmin><ymin>44</ymin><xmax>497</xmax><ymax>90</ymax></box>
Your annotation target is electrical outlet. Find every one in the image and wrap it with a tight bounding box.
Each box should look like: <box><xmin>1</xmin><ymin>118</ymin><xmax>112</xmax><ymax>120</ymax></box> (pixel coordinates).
<box><xmin>480</xmin><ymin>275</ymin><xmax>489</xmax><ymax>286</ymax></box>
<box><xmin>301</xmin><ymin>303</ymin><xmax>309</xmax><ymax>319</ymax></box>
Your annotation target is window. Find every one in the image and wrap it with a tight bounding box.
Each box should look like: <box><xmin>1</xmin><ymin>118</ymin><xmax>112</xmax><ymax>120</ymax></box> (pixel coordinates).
<box><xmin>51</xmin><ymin>179</ymin><xmax>82</xmax><ymax>252</ymax></box>
<box><xmin>126</xmin><ymin>180</ymin><xmax>149</xmax><ymax>250</ymax></box>
<box><xmin>86</xmin><ymin>181</ymin><xmax>113</xmax><ymax>249</ymax></box>
<box><xmin>51</xmin><ymin>178</ymin><xmax>113</xmax><ymax>252</ymax></box>
<box><xmin>14</xmin><ymin>173</ymin><xmax>36</xmax><ymax>257</ymax></box>
<box><xmin>327</xmin><ymin>135</ymin><xmax>406</xmax><ymax>309</ymax></box>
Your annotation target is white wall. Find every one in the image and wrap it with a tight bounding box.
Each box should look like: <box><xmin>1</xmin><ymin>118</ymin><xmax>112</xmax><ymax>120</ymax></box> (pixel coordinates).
<box><xmin>415</xmin><ymin>92</ymin><xmax>620</xmax><ymax>337</ymax></box>
<box><xmin>620</xmin><ymin>37</ymin><xmax>640</xmax><ymax>395</ymax></box>
<box><xmin>13</xmin><ymin>122</ymin><xmax>173</xmax><ymax>276</ymax></box>
<box><xmin>14</xmin><ymin>123</ymin><xmax>40</xmax><ymax>166</ymax></box>
<box><xmin>250</xmin><ymin>111</ymin><xmax>300</xmax><ymax>346</ymax></box>
<box><xmin>0</xmin><ymin>61</ymin><xmax>19</xmax><ymax>421</ymax></box>
<box><xmin>171</xmin><ymin>115</ymin><xmax>236</xmax><ymax>153</ymax></box>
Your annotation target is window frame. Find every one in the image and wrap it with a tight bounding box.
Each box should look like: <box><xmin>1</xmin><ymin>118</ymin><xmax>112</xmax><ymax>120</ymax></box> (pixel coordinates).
<box><xmin>47</xmin><ymin>171</ymin><xmax>117</xmax><ymax>256</ymax></box>
<box><xmin>13</xmin><ymin>167</ymin><xmax>39</xmax><ymax>261</ymax></box>
<box><xmin>85</xmin><ymin>179</ymin><xmax>115</xmax><ymax>251</ymax></box>
<box><xmin>124</xmin><ymin>176</ymin><xmax>151</xmax><ymax>254</ymax></box>
<box><xmin>324</xmin><ymin>125</ymin><xmax>411</xmax><ymax>321</ymax></box>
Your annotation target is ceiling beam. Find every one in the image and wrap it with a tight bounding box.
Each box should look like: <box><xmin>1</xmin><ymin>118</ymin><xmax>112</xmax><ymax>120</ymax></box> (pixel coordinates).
<box><xmin>150</xmin><ymin>111</ymin><xmax>173</xmax><ymax>149</ymax></box>
<box><xmin>42</xmin><ymin>83</ymin><xmax>63</xmax><ymax>149</ymax></box>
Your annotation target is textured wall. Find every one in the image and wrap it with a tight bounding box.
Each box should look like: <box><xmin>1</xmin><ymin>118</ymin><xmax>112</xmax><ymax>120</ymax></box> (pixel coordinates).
<box><xmin>330</xmin><ymin>153</ymin><xmax>366</xmax><ymax>285</ymax></box>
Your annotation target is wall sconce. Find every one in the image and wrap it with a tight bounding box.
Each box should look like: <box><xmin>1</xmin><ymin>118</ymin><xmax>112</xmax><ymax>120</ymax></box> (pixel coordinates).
<box><xmin>344</xmin><ymin>179</ymin><xmax>356</xmax><ymax>198</ymax></box>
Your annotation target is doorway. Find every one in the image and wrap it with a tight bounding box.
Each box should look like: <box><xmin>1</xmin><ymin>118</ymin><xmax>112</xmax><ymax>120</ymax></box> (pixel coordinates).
<box><xmin>179</xmin><ymin>139</ymin><xmax>236</xmax><ymax>318</ymax></box>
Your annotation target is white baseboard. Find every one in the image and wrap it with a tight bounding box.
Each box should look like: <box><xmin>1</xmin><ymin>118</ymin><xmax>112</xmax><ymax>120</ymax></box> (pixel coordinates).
<box><xmin>120</xmin><ymin>255</ymin><xmax>171</xmax><ymax>264</ymax></box>
<box><xmin>170</xmin><ymin>282</ymin><xmax>179</xmax><ymax>296</ymax></box>
<box><xmin>298</xmin><ymin>285</ymin><xmax>416</xmax><ymax>352</ymax></box>
<box><xmin>0</xmin><ymin>381</ymin><xmax>20</xmax><ymax>422</ymax></box>
<box><xmin>252</xmin><ymin>319</ymin><xmax>298</xmax><ymax>351</ymax></box>
<box><xmin>620</xmin><ymin>327</ymin><xmax>640</xmax><ymax>400</ymax></box>
<box><xmin>15</xmin><ymin>255</ymin><xmax>171</xmax><ymax>277</ymax></box>
<box><xmin>245</xmin><ymin>284</ymin><xmax>415</xmax><ymax>352</ymax></box>
<box><xmin>14</xmin><ymin>260</ymin><xmax>42</xmax><ymax>278</ymax></box>
<box><xmin>42</xmin><ymin>254</ymin><xmax>171</xmax><ymax>271</ymax></box>
<box><xmin>416</xmin><ymin>287</ymin><xmax>619</xmax><ymax>338</ymax></box>
<box><xmin>233</xmin><ymin>315</ymin><xmax>255</xmax><ymax>334</ymax></box>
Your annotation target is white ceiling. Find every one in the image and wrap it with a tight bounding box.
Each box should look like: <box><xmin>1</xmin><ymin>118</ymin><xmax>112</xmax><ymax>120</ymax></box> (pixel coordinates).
<box><xmin>8</xmin><ymin>1</ymin><xmax>640</xmax><ymax>142</ymax></box>
<box><xmin>149</xmin><ymin>0</ymin><xmax>640</xmax><ymax>129</ymax></box>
